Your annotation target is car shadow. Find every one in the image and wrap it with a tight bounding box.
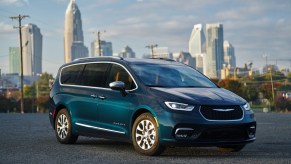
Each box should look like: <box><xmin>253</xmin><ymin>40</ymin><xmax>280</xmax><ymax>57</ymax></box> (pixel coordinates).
<box><xmin>74</xmin><ymin>138</ymin><xmax>249</xmax><ymax>157</ymax></box>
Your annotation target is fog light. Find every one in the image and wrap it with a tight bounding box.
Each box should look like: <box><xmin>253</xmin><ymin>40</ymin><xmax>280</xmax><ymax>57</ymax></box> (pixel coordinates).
<box><xmin>175</xmin><ymin>128</ymin><xmax>194</xmax><ymax>139</ymax></box>
<box><xmin>248</xmin><ymin>126</ymin><xmax>256</xmax><ymax>138</ymax></box>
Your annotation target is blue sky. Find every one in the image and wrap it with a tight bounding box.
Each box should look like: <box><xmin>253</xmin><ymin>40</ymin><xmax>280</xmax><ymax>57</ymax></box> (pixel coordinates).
<box><xmin>0</xmin><ymin>0</ymin><xmax>291</xmax><ymax>76</ymax></box>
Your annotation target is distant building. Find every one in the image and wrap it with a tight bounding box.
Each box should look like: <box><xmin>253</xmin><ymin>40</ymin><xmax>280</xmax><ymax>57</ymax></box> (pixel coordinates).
<box><xmin>262</xmin><ymin>65</ymin><xmax>279</xmax><ymax>73</ymax></box>
<box><xmin>189</xmin><ymin>24</ymin><xmax>206</xmax><ymax>72</ymax></box>
<box><xmin>9</xmin><ymin>47</ymin><xmax>20</xmax><ymax>75</ymax></box>
<box><xmin>205</xmin><ymin>23</ymin><xmax>224</xmax><ymax>79</ymax></box>
<box><xmin>119</xmin><ymin>46</ymin><xmax>135</xmax><ymax>58</ymax></box>
<box><xmin>223</xmin><ymin>40</ymin><xmax>236</xmax><ymax>68</ymax></box>
<box><xmin>221</xmin><ymin>64</ymin><xmax>251</xmax><ymax>80</ymax></box>
<box><xmin>22</xmin><ymin>23</ymin><xmax>42</xmax><ymax>76</ymax></box>
<box><xmin>172</xmin><ymin>52</ymin><xmax>196</xmax><ymax>68</ymax></box>
<box><xmin>195</xmin><ymin>53</ymin><xmax>207</xmax><ymax>74</ymax></box>
<box><xmin>152</xmin><ymin>47</ymin><xmax>171</xmax><ymax>58</ymax></box>
<box><xmin>91</xmin><ymin>40</ymin><xmax>113</xmax><ymax>57</ymax></box>
<box><xmin>0</xmin><ymin>74</ymin><xmax>39</xmax><ymax>88</ymax></box>
<box><xmin>64</xmin><ymin>0</ymin><xmax>88</xmax><ymax>63</ymax></box>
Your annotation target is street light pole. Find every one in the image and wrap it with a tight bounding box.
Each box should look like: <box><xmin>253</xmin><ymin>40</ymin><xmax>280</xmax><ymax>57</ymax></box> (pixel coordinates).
<box><xmin>269</xmin><ymin>67</ymin><xmax>275</xmax><ymax>103</ymax></box>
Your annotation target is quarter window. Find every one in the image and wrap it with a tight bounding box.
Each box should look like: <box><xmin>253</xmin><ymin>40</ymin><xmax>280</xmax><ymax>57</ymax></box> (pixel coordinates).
<box><xmin>60</xmin><ymin>64</ymin><xmax>84</xmax><ymax>85</ymax></box>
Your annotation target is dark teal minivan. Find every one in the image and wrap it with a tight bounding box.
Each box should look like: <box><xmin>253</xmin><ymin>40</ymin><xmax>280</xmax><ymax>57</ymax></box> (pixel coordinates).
<box><xmin>49</xmin><ymin>57</ymin><xmax>256</xmax><ymax>155</ymax></box>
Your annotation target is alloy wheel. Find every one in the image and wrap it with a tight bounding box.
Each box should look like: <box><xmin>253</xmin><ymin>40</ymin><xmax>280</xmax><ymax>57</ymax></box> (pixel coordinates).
<box><xmin>135</xmin><ymin>120</ymin><xmax>156</xmax><ymax>150</ymax></box>
<box><xmin>56</xmin><ymin>114</ymin><xmax>69</xmax><ymax>139</ymax></box>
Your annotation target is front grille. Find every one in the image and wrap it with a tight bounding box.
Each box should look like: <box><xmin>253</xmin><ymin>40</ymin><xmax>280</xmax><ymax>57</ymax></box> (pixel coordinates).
<box><xmin>199</xmin><ymin>105</ymin><xmax>243</xmax><ymax>121</ymax></box>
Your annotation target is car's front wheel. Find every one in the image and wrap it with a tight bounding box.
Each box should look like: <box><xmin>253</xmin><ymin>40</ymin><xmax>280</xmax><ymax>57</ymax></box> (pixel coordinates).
<box><xmin>132</xmin><ymin>113</ymin><xmax>165</xmax><ymax>156</ymax></box>
<box><xmin>55</xmin><ymin>108</ymin><xmax>78</xmax><ymax>144</ymax></box>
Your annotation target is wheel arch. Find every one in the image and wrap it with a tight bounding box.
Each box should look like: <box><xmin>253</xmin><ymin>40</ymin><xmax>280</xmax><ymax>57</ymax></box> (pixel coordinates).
<box><xmin>130</xmin><ymin>107</ymin><xmax>158</xmax><ymax>135</ymax></box>
<box><xmin>53</xmin><ymin>104</ymin><xmax>68</xmax><ymax>129</ymax></box>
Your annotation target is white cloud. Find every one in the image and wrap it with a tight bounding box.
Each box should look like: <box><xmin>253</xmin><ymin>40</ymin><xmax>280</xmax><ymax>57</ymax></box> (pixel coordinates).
<box><xmin>0</xmin><ymin>0</ymin><xmax>29</xmax><ymax>6</ymax></box>
<box><xmin>0</xmin><ymin>22</ymin><xmax>14</xmax><ymax>34</ymax></box>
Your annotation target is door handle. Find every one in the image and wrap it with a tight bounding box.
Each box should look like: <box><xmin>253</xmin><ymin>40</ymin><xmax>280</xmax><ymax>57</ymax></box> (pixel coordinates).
<box><xmin>90</xmin><ymin>94</ymin><xmax>97</xmax><ymax>98</ymax></box>
<box><xmin>98</xmin><ymin>95</ymin><xmax>106</xmax><ymax>100</ymax></box>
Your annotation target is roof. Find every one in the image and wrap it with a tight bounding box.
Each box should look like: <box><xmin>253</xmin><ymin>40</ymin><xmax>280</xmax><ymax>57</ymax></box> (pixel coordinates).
<box><xmin>61</xmin><ymin>57</ymin><xmax>181</xmax><ymax>68</ymax></box>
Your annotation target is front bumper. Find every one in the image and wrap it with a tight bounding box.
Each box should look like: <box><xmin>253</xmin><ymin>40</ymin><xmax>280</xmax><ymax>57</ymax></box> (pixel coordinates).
<box><xmin>156</xmin><ymin>108</ymin><xmax>256</xmax><ymax>147</ymax></box>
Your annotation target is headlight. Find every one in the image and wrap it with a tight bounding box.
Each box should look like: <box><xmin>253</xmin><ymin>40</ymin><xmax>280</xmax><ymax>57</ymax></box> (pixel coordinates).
<box><xmin>243</xmin><ymin>103</ymin><xmax>251</xmax><ymax>111</ymax></box>
<box><xmin>165</xmin><ymin>102</ymin><xmax>194</xmax><ymax>111</ymax></box>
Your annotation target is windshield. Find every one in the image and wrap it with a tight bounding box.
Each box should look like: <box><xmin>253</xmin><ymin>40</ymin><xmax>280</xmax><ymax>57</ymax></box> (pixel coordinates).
<box><xmin>130</xmin><ymin>63</ymin><xmax>217</xmax><ymax>88</ymax></box>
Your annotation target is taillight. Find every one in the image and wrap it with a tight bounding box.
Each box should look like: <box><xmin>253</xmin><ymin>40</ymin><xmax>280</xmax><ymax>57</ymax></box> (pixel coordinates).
<box><xmin>49</xmin><ymin>84</ymin><xmax>53</xmax><ymax>91</ymax></box>
<box><xmin>49</xmin><ymin>79</ymin><xmax>54</xmax><ymax>91</ymax></box>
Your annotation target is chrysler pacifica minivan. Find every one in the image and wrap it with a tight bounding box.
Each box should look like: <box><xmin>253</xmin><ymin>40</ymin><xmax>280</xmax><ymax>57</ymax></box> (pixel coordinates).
<box><xmin>49</xmin><ymin>57</ymin><xmax>256</xmax><ymax>155</ymax></box>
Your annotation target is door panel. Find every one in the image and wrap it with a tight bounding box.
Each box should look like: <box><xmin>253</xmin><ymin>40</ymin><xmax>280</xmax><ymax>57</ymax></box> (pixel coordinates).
<box><xmin>95</xmin><ymin>63</ymin><xmax>137</xmax><ymax>136</ymax></box>
<box><xmin>97</xmin><ymin>89</ymin><xmax>135</xmax><ymax>136</ymax></box>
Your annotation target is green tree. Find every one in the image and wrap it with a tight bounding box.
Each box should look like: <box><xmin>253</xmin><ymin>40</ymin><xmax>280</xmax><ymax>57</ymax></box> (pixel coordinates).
<box><xmin>218</xmin><ymin>79</ymin><xmax>243</xmax><ymax>96</ymax></box>
<box><xmin>34</xmin><ymin>72</ymin><xmax>54</xmax><ymax>112</ymax></box>
<box><xmin>260</xmin><ymin>82</ymin><xmax>281</xmax><ymax>100</ymax></box>
<box><xmin>242</xmin><ymin>86</ymin><xmax>259</xmax><ymax>102</ymax></box>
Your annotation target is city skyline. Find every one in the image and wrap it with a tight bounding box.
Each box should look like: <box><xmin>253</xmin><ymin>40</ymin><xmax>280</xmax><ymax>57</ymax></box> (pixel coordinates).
<box><xmin>0</xmin><ymin>0</ymin><xmax>290</xmax><ymax>75</ymax></box>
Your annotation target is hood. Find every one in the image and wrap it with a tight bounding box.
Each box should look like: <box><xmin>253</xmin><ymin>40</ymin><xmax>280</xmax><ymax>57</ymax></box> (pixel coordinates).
<box><xmin>150</xmin><ymin>87</ymin><xmax>246</xmax><ymax>105</ymax></box>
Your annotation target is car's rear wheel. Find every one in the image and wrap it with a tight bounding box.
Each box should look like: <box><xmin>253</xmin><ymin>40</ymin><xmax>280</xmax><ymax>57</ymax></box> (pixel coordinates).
<box><xmin>217</xmin><ymin>145</ymin><xmax>245</xmax><ymax>152</ymax></box>
<box><xmin>132</xmin><ymin>113</ymin><xmax>165</xmax><ymax>156</ymax></box>
<box><xmin>55</xmin><ymin>108</ymin><xmax>78</xmax><ymax>144</ymax></box>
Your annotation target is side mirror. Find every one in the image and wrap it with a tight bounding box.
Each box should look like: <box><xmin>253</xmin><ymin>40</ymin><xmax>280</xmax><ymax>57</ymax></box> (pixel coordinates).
<box><xmin>109</xmin><ymin>81</ymin><xmax>127</xmax><ymax>96</ymax></box>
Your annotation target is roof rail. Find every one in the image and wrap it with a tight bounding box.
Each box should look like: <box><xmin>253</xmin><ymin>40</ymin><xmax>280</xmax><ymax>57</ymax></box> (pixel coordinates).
<box><xmin>149</xmin><ymin>57</ymin><xmax>176</xmax><ymax>62</ymax></box>
<box><xmin>73</xmin><ymin>56</ymin><xmax>123</xmax><ymax>61</ymax></box>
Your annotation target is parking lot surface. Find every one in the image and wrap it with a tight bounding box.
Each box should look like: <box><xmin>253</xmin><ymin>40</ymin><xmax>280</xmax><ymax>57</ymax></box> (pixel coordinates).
<box><xmin>0</xmin><ymin>112</ymin><xmax>290</xmax><ymax>163</ymax></box>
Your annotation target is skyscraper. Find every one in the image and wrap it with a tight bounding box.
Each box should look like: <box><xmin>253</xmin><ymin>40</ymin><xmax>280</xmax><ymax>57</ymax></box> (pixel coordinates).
<box><xmin>22</xmin><ymin>24</ymin><xmax>42</xmax><ymax>76</ymax></box>
<box><xmin>223</xmin><ymin>40</ymin><xmax>236</xmax><ymax>68</ymax></box>
<box><xmin>189</xmin><ymin>24</ymin><xmax>206</xmax><ymax>72</ymax></box>
<box><xmin>91</xmin><ymin>40</ymin><xmax>113</xmax><ymax>57</ymax></box>
<box><xmin>9</xmin><ymin>47</ymin><xmax>20</xmax><ymax>74</ymax></box>
<box><xmin>205</xmin><ymin>23</ymin><xmax>224</xmax><ymax>79</ymax></box>
<box><xmin>64</xmin><ymin>0</ymin><xmax>88</xmax><ymax>63</ymax></box>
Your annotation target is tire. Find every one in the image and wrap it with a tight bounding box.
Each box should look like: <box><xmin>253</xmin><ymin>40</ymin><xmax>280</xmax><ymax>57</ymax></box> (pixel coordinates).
<box><xmin>132</xmin><ymin>113</ymin><xmax>165</xmax><ymax>156</ymax></box>
<box><xmin>55</xmin><ymin>108</ymin><xmax>78</xmax><ymax>144</ymax></box>
<box><xmin>217</xmin><ymin>145</ymin><xmax>245</xmax><ymax>152</ymax></box>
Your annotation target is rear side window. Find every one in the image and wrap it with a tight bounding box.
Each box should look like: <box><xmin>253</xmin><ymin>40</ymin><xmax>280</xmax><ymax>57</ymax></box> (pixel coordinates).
<box><xmin>81</xmin><ymin>63</ymin><xmax>110</xmax><ymax>87</ymax></box>
<box><xmin>60</xmin><ymin>64</ymin><xmax>84</xmax><ymax>85</ymax></box>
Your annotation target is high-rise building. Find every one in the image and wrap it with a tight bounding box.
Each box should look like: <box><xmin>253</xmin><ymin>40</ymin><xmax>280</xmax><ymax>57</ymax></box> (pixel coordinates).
<box><xmin>91</xmin><ymin>40</ymin><xmax>113</xmax><ymax>57</ymax></box>
<box><xmin>9</xmin><ymin>47</ymin><xmax>20</xmax><ymax>74</ymax></box>
<box><xmin>22</xmin><ymin>24</ymin><xmax>42</xmax><ymax>76</ymax></box>
<box><xmin>205</xmin><ymin>23</ymin><xmax>224</xmax><ymax>79</ymax></box>
<box><xmin>189</xmin><ymin>24</ymin><xmax>206</xmax><ymax>72</ymax></box>
<box><xmin>64</xmin><ymin>0</ymin><xmax>88</xmax><ymax>63</ymax></box>
<box><xmin>223</xmin><ymin>40</ymin><xmax>236</xmax><ymax>68</ymax></box>
<box><xmin>119</xmin><ymin>46</ymin><xmax>135</xmax><ymax>58</ymax></box>
<box><xmin>172</xmin><ymin>52</ymin><xmax>196</xmax><ymax>68</ymax></box>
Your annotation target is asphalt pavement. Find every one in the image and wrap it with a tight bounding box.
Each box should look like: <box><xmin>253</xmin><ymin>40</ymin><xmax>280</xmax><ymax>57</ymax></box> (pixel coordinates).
<box><xmin>0</xmin><ymin>112</ymin><xmax>290</xmax><ymax>164</ymax></box>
